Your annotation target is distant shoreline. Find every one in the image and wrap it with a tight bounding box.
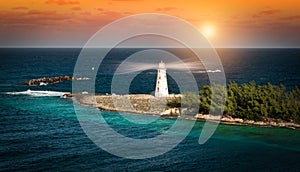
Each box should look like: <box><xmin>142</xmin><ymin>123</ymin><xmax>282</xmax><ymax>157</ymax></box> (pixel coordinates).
<box><xmin>67</xmin><ymin>93</ymin><xmax>300</xmax><ymax>130</ymax></box>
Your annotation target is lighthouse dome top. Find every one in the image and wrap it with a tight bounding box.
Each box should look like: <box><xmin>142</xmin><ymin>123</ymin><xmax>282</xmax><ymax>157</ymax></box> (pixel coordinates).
<box><xmin>158</xmin><ymin>61</ymin><xmax>166</xmax><ymax>69</ymax></box>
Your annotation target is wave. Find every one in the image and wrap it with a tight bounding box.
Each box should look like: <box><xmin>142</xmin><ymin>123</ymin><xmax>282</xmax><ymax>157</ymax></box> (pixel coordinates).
<box><xmin>76</xmin><ymin>77</ymin><xmax>91</xmax><ymax>80</ymax></box>
<box><xmin>5</xmin><ymin>89</ymin><xmax>70</xmax><ymax>97</ymax></box>
<box><xmin>193</xmin><ymin>69</ymin><xmax>221</xmax><ymax>73</ymax></box>
<box><xmin>207</xmin><ymin>69</ymin><xmax>222</xmax><ymax>73</ymax></box>
<box><xmin>39</xmin><ymin>82</ymin><xmax>48</xmax><ymax>86</ymax></box>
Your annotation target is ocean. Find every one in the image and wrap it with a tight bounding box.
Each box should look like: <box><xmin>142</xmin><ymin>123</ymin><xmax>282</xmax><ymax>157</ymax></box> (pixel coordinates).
<box><xmin>0</xmin><ymin>48</ymin><xmax>300</xmax><ymax>171</ymax></box>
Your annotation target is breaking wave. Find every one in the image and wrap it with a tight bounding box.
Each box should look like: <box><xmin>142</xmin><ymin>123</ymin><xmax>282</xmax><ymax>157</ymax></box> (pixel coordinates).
<box><xmin>192</xmin><ymin>69</ymin><xmax>221</xmax><ymax>73</ymax></box>
<box><xmin>5</xmin><ymin>90</ymin><xmax>70</xmax><ymax>97</ymax></box>
<box><xmin>76</xmin><ymin>77</ymin><xmax>91</xmax><ymax>80</ymax></box>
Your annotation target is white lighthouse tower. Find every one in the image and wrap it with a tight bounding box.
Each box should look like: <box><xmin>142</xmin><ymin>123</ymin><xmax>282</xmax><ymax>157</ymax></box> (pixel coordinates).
<box><xmin>155</xmin><ymin>61</ymin><xmax>169</xmax><ymax>97</ymax></box>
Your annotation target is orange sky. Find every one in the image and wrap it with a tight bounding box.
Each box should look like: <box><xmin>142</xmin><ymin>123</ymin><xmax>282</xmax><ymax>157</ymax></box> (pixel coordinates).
<box><xmin>0</xmin><ymin>0</ymin><xmax>300</xmax><ymax>47</ymax></box>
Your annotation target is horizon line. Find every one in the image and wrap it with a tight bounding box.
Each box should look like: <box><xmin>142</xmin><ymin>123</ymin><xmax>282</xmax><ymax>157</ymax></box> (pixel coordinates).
<box><xmin>0</xmin><ymin>46</ymin><xmax>300</xmax><ymax>49</ymax></box>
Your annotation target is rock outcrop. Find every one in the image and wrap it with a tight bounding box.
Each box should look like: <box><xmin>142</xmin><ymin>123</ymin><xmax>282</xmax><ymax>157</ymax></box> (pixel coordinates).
<box><xmin>23</xmin><ymin>76</ymin><xmax>75</xmax><ymax>86</ymax></box>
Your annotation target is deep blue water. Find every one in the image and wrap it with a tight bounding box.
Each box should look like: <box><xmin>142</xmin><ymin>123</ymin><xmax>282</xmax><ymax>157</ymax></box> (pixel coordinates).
<box><xmin>0</xmin><ymin>48</ymin><xmax>300</xmax><ymax>171</ymax></box>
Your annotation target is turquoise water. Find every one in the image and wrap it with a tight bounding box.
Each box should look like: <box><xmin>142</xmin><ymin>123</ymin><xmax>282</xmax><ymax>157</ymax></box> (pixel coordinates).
<box><xmin>1</xmin><ymin>48</ymin><xmax>300</xmax><ymax>171</ymax></box>
<box><xmin>1</xmin><ymin>94</ymin><xmax>300</xmax><ymax>171</ymax></box>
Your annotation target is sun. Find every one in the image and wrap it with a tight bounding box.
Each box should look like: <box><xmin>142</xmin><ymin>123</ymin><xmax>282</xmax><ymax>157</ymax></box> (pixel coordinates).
<box><xmin>201</xmin><ymin>23</ymin><xmax>215</xmax><ymax>38</ymax></box>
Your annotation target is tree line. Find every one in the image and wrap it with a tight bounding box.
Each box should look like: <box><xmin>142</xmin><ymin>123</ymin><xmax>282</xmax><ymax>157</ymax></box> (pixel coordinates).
<box><xmin>168</xmin><ymin>82</ymin><xmax>300</xmax><ymax>123</ymax></box>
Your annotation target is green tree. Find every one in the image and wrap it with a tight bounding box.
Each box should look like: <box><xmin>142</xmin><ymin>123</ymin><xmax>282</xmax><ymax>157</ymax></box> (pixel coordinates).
<box><xmin>181</xmin><ymin>92</ymin><xmax>200</xmax><ymax>111</ymax></box>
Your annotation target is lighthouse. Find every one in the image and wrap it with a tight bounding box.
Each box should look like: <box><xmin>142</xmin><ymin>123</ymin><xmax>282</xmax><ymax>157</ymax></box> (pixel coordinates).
<box><xmin>155</xmin><ymin>61</ymin><xmax>169</xmax><ymax>97</ymax></box>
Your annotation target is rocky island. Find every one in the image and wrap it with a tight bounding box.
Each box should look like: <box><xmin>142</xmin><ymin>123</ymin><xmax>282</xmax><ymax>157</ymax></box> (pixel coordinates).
<box><xmin>22</xmin><ymin>76</ymin><xmax>89</xmax><ymax>86</ymax></box>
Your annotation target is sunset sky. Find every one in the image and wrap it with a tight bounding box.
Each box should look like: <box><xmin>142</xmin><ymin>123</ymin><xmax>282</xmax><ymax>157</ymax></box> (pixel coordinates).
<box><xmin>0</xmin><ymin>0</ymin><xmax>299</xmax><ymax>47</ymax></box>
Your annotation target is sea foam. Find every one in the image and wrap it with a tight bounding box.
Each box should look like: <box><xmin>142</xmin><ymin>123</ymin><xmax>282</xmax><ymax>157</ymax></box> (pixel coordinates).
<box><xmin>5</xmin><ymin>89</ymin><xmax>70</xmax><ymax>97</ymax></box>
<box><xmin>192</xmin><ymin>69</ymin><xmax>221</xmax><ymax>73</ymax></box>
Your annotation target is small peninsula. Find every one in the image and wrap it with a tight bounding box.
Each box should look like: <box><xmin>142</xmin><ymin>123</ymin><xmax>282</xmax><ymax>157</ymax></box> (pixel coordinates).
<box><xmin>68</xmin><ymin>86</ymin><xmax>300</xmax><ymax>129</ymax></box>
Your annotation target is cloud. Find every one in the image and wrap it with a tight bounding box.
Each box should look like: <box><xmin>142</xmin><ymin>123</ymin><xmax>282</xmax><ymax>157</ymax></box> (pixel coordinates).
<box><xmin>12</xmin><ymin>6</ymin><xmax>28</xmax><ymax>10</ymax></box>
<box><xmin>259</xmin><ymin>9</ymin><xmax>281</xmax><ymax>15</ymax></box>
<box><xmin>45</xmin><ymin>0</ymin><xmax>79</xmax><ymax>5</ymax></box>
<box><xmin>101</xmin><ymin>11</ymin><xmax>125</xmax><ymax>19</ymax></box>
<box><xmin>112</xmin><ymin>0</ymin><xmax>141</xmax><ymax>1</ymax></box>
<box><xmin>0</xmin><ymin>10</ymin><xmax>72</xmax><ymax>27</ymax></box>
<box><xmin>123</xmin><ymin>11</ymin><xmax>133</xmax><ymax>15</ymax></box>
<box><xmin>96</xmin><ymin>8</ymin><xmax>104</xmax><ymax>11</ymax></box>
<box><xmin>253</xmin><ymin>9</ymin><xmax>280</xmax><ymax>18</ymax></box>
<box><xmin>74</xmin><ymin>10</ymin><xmax>126</xmax><ymax>27</ymax></box>
<box><xmin>155</xmin><ymin>7</ymin><xmax>178</xmax><ymax>12</ymax></box>
<box><xmin>280</xmin><ymin>15</ymin><xmax>300</xmax><ymax>20</ymax></box>
<box><xmin>233</xmin><ymin>19</ymin><xmax>256</xmax><ymax>26</ymax></box>
<box><xmin>81</xmin><ymin>11</ymin><xmax>91</xmax><ymax>16</ymax></box>
<box><xmin>27</xmin><ymin>10</ymin><xmax>56</xmax><ymax>16</ymax></box>
<box><xmin>71</xmin><ymin>7</ymin><xmax>81</xmax><ymax>11</ymax></box>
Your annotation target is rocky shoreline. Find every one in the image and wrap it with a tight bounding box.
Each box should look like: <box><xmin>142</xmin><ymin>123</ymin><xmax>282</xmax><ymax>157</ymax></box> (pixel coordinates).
<box><xmin>23</xmin><ymin>76</ymin><xmax>90</xmax><ymax>86</ymax></box>
<box><xmin>23</xmin><ymin>76</ymin><xmax>75</xmax><ymax>86</ymax></box>
<box><xmin>194</xmin><ymin>114</ymin><xmax>300</xmax><ymax>129</ymax></box>
<box><xmin>72</xmin><ymin>93</ymin><xmax>179</xmax><ymax>115</ymax></box>
<box><xmin>68</xmin><ymin>93</ymin><xmax>300</xmax><ymax>130</ymax></box>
